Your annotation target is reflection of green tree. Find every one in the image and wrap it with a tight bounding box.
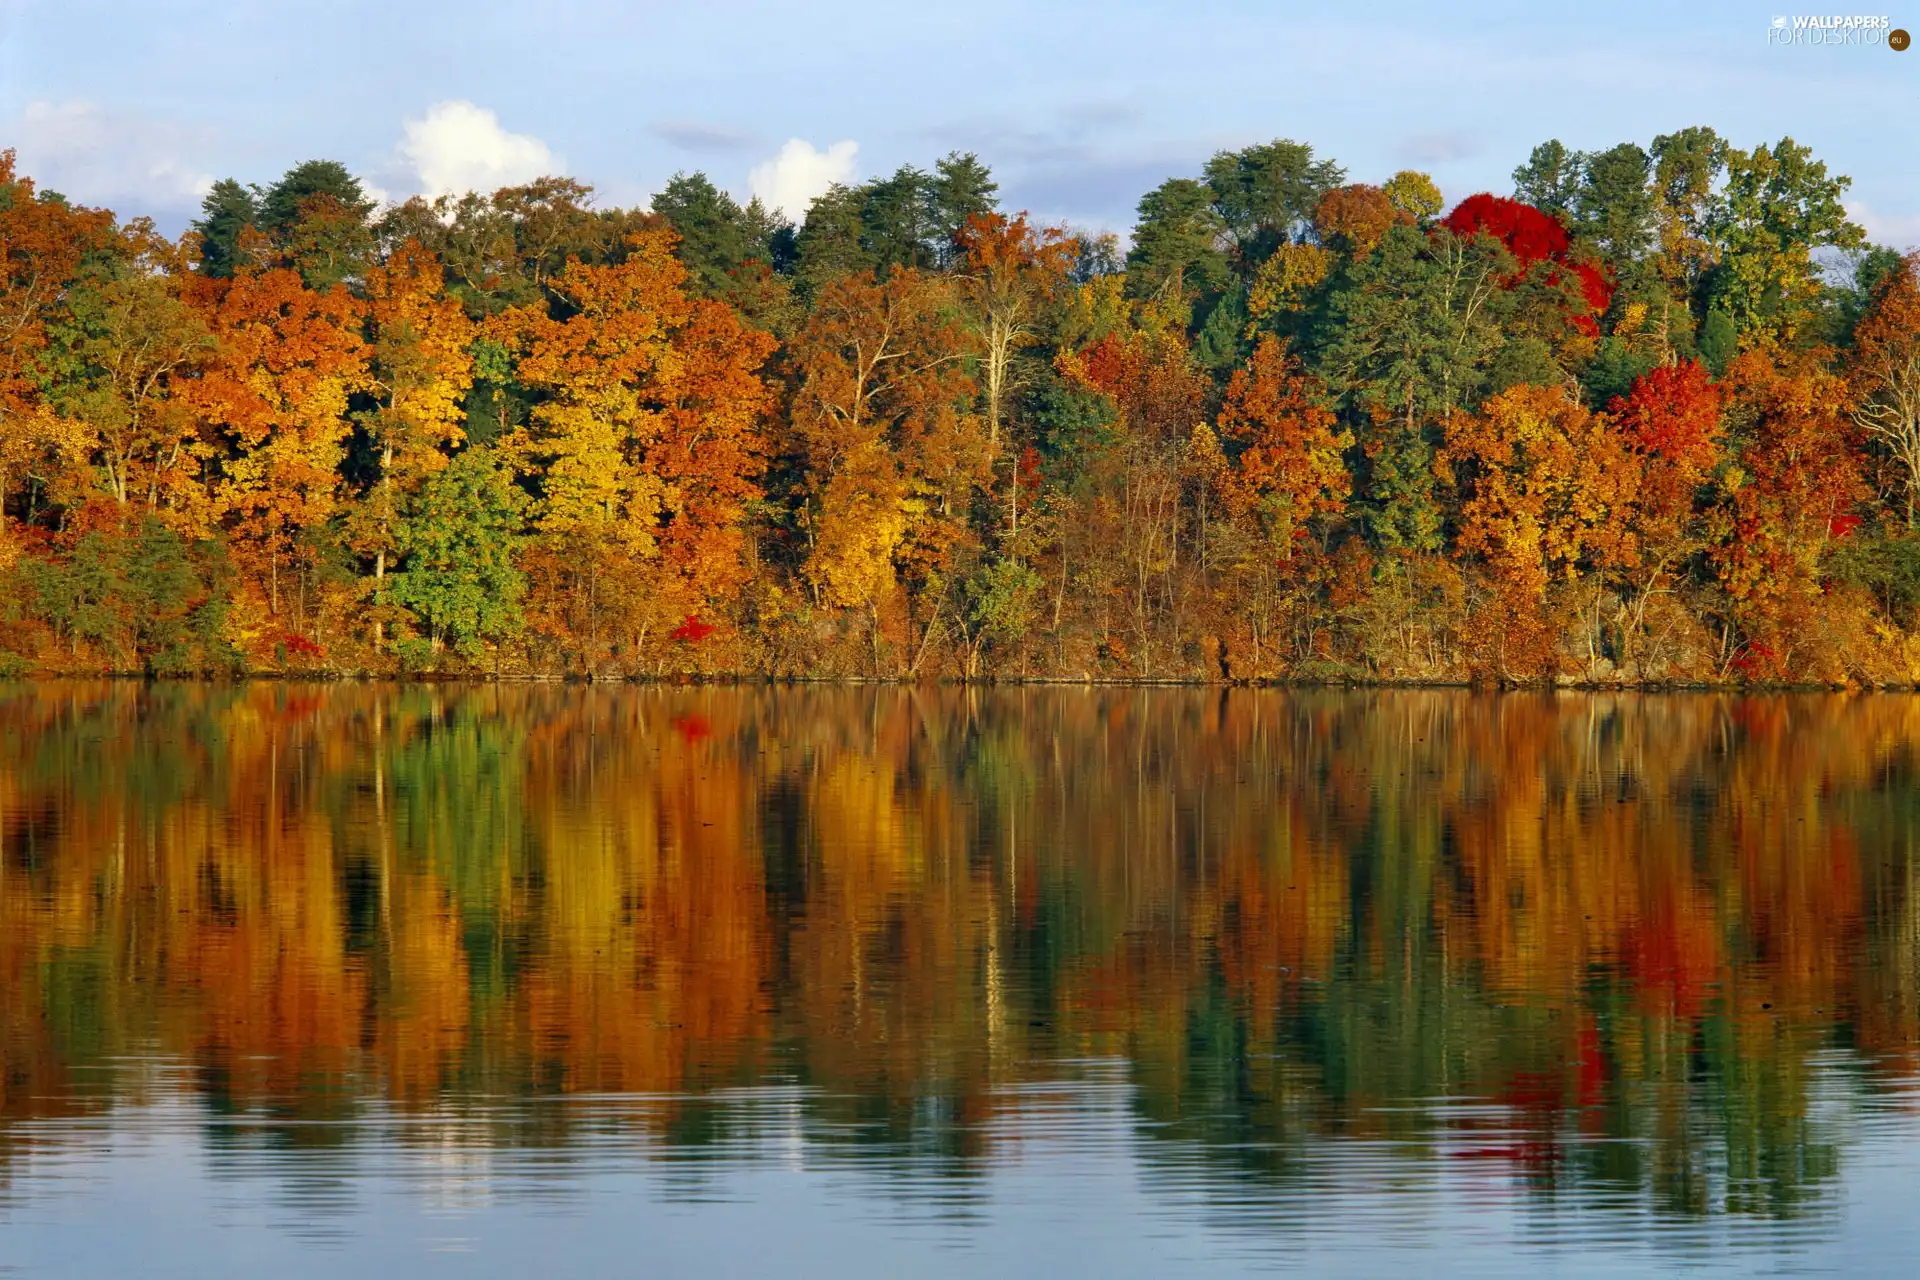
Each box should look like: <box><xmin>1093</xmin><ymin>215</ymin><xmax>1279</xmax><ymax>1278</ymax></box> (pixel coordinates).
<box><xmin>39</xmin><ymin>944</ymin><xmax>119</xmax><ymax>1072</ymax></box>
<box><xmin>1701</xmin><ymin>1009</ymin><xmax>1840</xmax><ymax>1219</ymax></box>
<box><xmin>378</xmin><ymin>688</ymin><xmax>534</xmax><ymax>1002</ymax></box>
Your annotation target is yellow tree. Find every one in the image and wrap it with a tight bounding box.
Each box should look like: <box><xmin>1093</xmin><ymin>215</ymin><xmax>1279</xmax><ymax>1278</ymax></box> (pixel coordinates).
<box><xmin>1217</xmin><ymin>336</ymin><xmax>1351</xmax><ymax>539</ymax></box>
<box><xmin>359</xmin><ymin>241</ymin><xmax>475</xmax><ymax>588</ymax></box>
<box><xmin>1383</xmin><ymin>170</ymin><xmax>1444</xmax><ymax>222</ymax></box>
<box><xmin>1440</xmin><ymin>383</ymin><xmax>1640</xmax><ymax>676</ymax></box>
<box><xmin>43</xmin><ymin>223</ymin><xmax>216</xmax><ymax>518</ymax></box>
<box><xmin>494</xmin><ymin>229</ymin><xmax>775</xmax><ymax>670</ymax></box>
<box><xmin>789</xmin><ymin>268</ymin><xmax>982</xmax><ymax>659</ymax></box>
<box><xmin>1710</xmin><ymin>350</ymin><xmax>1865</xmax><ymax>676</ymax></box>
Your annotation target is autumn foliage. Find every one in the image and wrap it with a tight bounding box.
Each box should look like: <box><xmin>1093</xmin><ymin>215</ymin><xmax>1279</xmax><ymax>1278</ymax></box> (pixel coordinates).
<box><xmin>1443</xmin><ymin>192</ymin><xmax>1613</xmax><ymax>331</ymax></box>
<box><xmin>0</xmin><ymin>127</ymin><xmax>1910</xmax><ymax>684</ymax></box>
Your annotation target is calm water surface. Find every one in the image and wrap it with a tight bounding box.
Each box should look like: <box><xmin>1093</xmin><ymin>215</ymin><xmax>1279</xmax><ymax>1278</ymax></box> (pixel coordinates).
<box><xmin>4</xmin><ymin>684</ymin><xmax>1920</xmax><ymax>1275</ymax></box>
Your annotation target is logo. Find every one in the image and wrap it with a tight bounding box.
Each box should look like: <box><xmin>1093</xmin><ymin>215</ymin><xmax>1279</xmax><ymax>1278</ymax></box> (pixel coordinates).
<box><xmin>1766</xmin><ymin>13</ymin><xmax>1897</xmax><ymax>44</ymax></box>
<box><xmin>1893</xmin><ymin>26</ymin><xmax>1912</xmax><ymax>46</ymax></box>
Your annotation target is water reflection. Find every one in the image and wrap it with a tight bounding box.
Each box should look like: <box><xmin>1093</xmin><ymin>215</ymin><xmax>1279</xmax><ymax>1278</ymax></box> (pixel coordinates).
<box><xmin>3</xmin><ymin>684</ymin><xmax>1920</xmax><ymax>1272</ymax></box>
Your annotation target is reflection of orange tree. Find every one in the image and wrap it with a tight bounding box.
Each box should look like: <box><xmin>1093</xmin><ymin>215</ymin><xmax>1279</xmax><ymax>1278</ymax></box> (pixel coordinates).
<box><xmin>515</xmin><ymin>690</ymin><xmax>771</xmax><ymax>1094</ymax></box>
<box><xmin>1</xmin><ymin>684</ymin><xmax>1918</xmax><ymax>1213</ymax></box>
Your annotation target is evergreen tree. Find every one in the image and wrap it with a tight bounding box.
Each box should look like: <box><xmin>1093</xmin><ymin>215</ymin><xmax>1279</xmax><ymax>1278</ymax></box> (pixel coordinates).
<box><xmin>652</xmin><ymin>171</ymin><xmax>755</xmax><ymax>295</ymax></box>
<box><xmin>860</xmin><ymin>165</ymin><xmax>936</xmax><ymax>272</ymax></box>
<box><xmin>259</xmin><ymin>159</ymin><xmax>373</xmax><ymax>233</ymax></box>
<box><xmin>1317</xmin><ymin>223</ymin><xmax>1517</xmax><ymax>552</ymax></box>
<box><xmin>259</xmin><ymin>159</ymin><xmax>376</xmax><ymax>290</ymax></box>
<box><xmin>1203</xmin><ymin>138</ymin><xmax>1344</xmax><ymax>264</ymax></box>
<box><xmin>1125</xmin><ymin>177</ymin><xmax>1229</xmax><ymax>306</ymax></box>
<box><xmin>1511</xmin><ymin>140</ymin><xmax>1583</xmax><ymax>220</ymax></box>
<box><xmin>1573</xmin><ymin>142</ymin><xmax>1655</xmax><ymax>264</ymax></box>
<box><xmin>741</xmin><ymin>196</ymin><xmax>798</xmax><ymax>273</ymax></box>
<box><xmin>191</xmin><ymin>178</ymin><xmax>261</xmax><ymax>278</ymax></box>
<box><xmin>794</xmin><ymin>183</ymin><xmax>875</xmax><ymax>296</ymax></box>
<box><xmin>1193</xmin><ymin>288</ymin><xmax>1251</xmax><ymax>371</ymax></box>
<box><xmin>930</xmin><ymin>151</ymin><xmax>999</xmax><ymax>264</ymax></box>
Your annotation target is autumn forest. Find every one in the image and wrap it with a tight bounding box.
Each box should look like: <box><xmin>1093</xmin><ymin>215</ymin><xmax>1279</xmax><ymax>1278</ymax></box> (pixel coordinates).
<box><xmin>1</xmin><ymin>130</ymin><xmax>1917</xmax><ymax>683</ymax></box>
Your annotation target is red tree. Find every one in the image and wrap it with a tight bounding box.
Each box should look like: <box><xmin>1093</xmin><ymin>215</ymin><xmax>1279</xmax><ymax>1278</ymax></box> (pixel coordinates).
<box><xmin>1443</xmin><ymin>193</ymin><xmax>1612</xmax><ymax>333</ymax></box>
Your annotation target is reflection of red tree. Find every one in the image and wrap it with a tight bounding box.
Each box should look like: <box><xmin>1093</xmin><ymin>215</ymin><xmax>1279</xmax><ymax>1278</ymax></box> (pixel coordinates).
<box><xmin>1574</xmin><ymin>1014</ymin><xmax>1608</xmax><ymax>1113</ymax></box>
<box><xmin>671</xmin><ymin>713</ymin><xmax>712</xmax><ymax>743</ymax></box>
<box><xmin>1469</xmin><ymin>1070</ymin><xmax>1569</xmax><ymax>1171</ymax></box>
<box><xmin>1627</xmin><ymin>883</ymin><xmax>1720</xmax><ymax>1018</ymax></box>
<box><xmin>1729</xmin><ymin>696</ymin><xmax>1789</xmax><ymax>740</ymax></box>
<box><xmin>278</xmin><ymin>693</ymin><xmax>325</xmax><ymax>721</ymax></box>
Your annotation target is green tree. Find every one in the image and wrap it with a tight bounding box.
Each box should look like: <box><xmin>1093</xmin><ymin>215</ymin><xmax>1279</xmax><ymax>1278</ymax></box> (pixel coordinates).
<box><xmin>22</xmin><ymin>519</ymin><xmax>235</xmax><ymax>674</ymax></box>
<box><xmin>190</xmin><ymin>179</ymin><xmax>262</xmax><ymax>278</ymax></box>
<box><xmin>385</xmin><ymin>447</ymin><xmax>527</xmax><ymax>659</ymax></box>
<box><xmin>259</xmin><ymin>159</ymin><xmax>374</xmax><ymax>234</ymax></box>
<box><xmin>1204</xmin><ymin>138</ymin><xmax>1344</xmax><ymax>265</ymax></box>
<box><xmin>1706</xmin><ymin>137</ymin><xmax>1863</xmax><ymax>347</ymax></box>
<box><xmin>1125</xmin><ymin>178</ymin><xmax>1230</xmax><ymax>307</ymax></box>
<box><xmin>254</xmin><ymin>161</ymin><xmax>378</xmax><ymax>291</ymax></box>
<box><xmin>930</xmin><ymin>151</ymin><xmax>999</xmax><ymax>264</ymax></box>
<box><xmin>1512</xmin><ymin>140</ymin><xmax>1583</xmax><ymax>220</ymax></box>
<box><xmin>652</xmin><ymin>171</ymin><xmax>757</xmax><ymax>294</ymax></box>
<box><xmin>1193</xmin><ymin>287</ymin><xmax>1251</xmax><ymax>371</ymax></box>
<box><xmin>1317</xmin><ymin>223</ymin><xmax>1515</xmax><ymax>551</ymax></box>
<box><xmin>1573</xmin><ymin>142</ymin><xmax>1655</xmax><ymax>265</ymax></box>
<box><xmin>861</xmin><ymin>165</ymin><xmax>937</xmax><ymax>272</ymax></box>
<box><xmin>742</xmin><ymin>196</ymin><xmax>797</xmax><ymax>274</ymax></box>
<box><xmin>1651</xmin><ymin>126</ymin><xmax>1728</xmax><ymax>231</ymax></box>
<box><xmin>794</xmin><ymin>184</ymin><xmax>875</xmax><ymax>296</ymax></box>
<box><xmin>1697</xmin><ymin>307</ymin><xmax>1737</xmax><ymax>374</ymax></box>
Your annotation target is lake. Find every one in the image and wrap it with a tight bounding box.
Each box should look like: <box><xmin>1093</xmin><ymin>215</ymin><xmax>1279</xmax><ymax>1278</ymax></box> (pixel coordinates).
<box><xmin>3</xmin><ymin>683</ymin><xmax>1920</xmax><ymax>1275</ymax></box>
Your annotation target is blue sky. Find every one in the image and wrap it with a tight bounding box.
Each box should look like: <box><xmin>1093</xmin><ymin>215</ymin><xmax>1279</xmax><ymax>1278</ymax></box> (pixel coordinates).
<box><xmin>2</xmin><ymin>0</ymin><xmax>1916</xmax><ymax>245</ymax></box>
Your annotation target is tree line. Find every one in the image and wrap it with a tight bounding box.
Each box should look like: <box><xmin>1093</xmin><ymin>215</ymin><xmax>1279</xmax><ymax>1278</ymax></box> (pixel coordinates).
<box><xmin>1</xmin><ymin>130</ymin><xmax>1916</xmax><ymax>682</ymax></box>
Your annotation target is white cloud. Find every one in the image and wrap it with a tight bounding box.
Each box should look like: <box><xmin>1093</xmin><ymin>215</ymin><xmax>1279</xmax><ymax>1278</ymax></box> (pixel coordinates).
<box><xmin>1847</xmin><ymin>200</ymin><xmax>1920</xmax><ymax>251</ymax></box>
<box><xmin>8</xmin><ymin>100</ymin><xmax>214</xmax><ymax>214</ymax></box>
<box><xmin>397</xmin><ymin>101</ymin><xmax>560</xmax><ymax>199</ymax></box>
<box><xmin>748</xmin><ymin>138</ymin><xmax>859</xmax><ymax>220</ymax></box>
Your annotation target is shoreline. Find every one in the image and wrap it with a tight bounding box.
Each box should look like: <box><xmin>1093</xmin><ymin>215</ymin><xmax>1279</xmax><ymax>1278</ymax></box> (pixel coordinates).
<box><xmin>0</xmin><ymin>671</ymin><xmax>1904</xmax><ymax>693</ymax></box>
